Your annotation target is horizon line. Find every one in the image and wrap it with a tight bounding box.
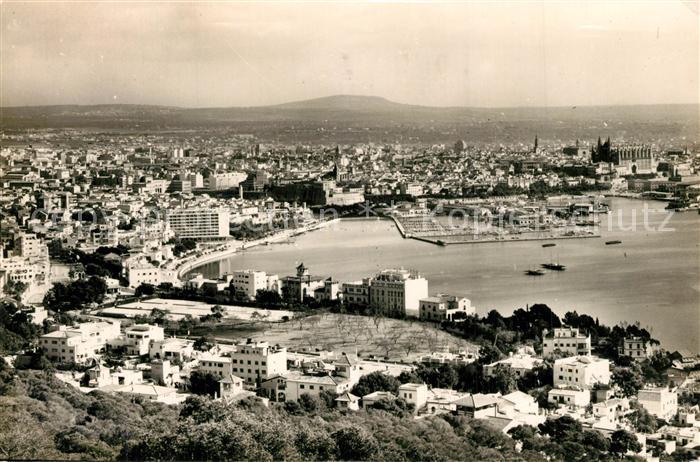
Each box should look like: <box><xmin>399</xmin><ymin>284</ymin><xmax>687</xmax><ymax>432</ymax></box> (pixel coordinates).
<box><xmin>2</xmin><ymin>94</ymin><xmax>699</xmax><ymax>111</ymax></box>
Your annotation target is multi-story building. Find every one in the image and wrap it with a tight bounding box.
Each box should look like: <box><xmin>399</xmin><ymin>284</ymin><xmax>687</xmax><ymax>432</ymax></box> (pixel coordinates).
<box><xmin>206</xmin><ymin>172</ymin><xmax>247</xmax><ymax>190</ymax></box>
<box><xmin>313</xmin><ymin>278</ymin><xmax>341</xmax><ymax>302</ymax></box>
<box><xmin>281</xmin><ymin>263</ymin><xmax>325</xmax><ymax>302</ymax></box>
<box><xmin>197</xmin><ymin>353</ymin><xmax>233</xmax><ymax>378</ymax></box>
<box><xmin>149</xmin><ymin>338</ymin><xmax>194</xmax><ymax>362</ymax></box>
<box><xmin>399</xmin><ymin>383</ymin><xmax>428</xmax><ymax>412</ymax></box>
<box><xmin>284</xmin><ymin>371</ymin><xmax>353</xmax><ymax>402</ymax></box>
<box><xmin>38</xmin><ymin>321</ymin><xmax>121</xmax><ymax>364</ymax></box>
<box><xmin>369</xmin><ymin>268</ymin><xmax>428</xmax><ymax>317</ymax></box>
<box><xmin>13</xmin><ymin>232</ymin><xmax>46</xmax><ymax>258</ymax></box>
<box><xmin>638</xmin><ymin>387</ymin><xmax>678</xmax><ymax>421</ymax></box>
<box><xmin>621</xmin><ymin>337</ymin><xmax>658</xmax><ymax>361</ymax></box>
<box><xmin>542</xmin><ymin>327</ymin><xmax>592</xmax><ymax>357</ymax></box>
<box><xmin>229</xmin><ymin>269</ymin><xmax>279</xmax><ymax>300</ymax></box>
<box><xmin>240</xmin><ymin>170</ymin><xmax>269</xmax><ymax>192</ymax></box>
<box><xmin>167</xmin><ymin>208</ymin><xmax>230</xmax><ymax>240</ymax></box>
<box><xmin>229</xmin><ymin>341</ymin><xmax>287</xmax><ymax>386</ymax></box>
<box><xmin>125</xmin><ymin>260</ymin><xmax>178</xmax><ymax>288</ymax></box>
<box><xmin>342</xmin><ymin>278</ymin><xmax>372</xmax><ymax>306</ymax></box>
<box><xmin>419</xmin><ymin>294</ymin><xmax>474</xmax><ymax>321</ymax></box>
<box><xmin>120</xmin><ymin>324</ymin><xmax>165</xmax><ymax>356</ymax></box>
<box><xmin>553</xmin><ymin>355</ymin><xmax>611</xmax><ymax>389</ymax></box>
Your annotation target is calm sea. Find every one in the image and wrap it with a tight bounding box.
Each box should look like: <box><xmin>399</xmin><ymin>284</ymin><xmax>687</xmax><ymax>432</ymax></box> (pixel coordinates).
<box><xmin>193</xmin><ymin>198</ymin><xmax>700</xmax><ymax>353</ymax></box>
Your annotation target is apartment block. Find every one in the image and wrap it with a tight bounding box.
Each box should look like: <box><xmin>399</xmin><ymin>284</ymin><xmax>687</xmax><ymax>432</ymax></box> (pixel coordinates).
<box><xmin>229</xmin><ymin>269</ymin><xmax>279</xmax><ymax>300</ymax></box>
<box><xmin>39</xmin><ymin>321</ymin><xmax>121</xmax><ymax>364</ymax></box>
<box><xmin>638</xmin><ymin>387</ymin><xmax>678</xmax><ymax>421</ymax></box>
<box><xmin>369</xmin><ymin>268</ymin><xmax>428</xmax><ymax>317</ymax></box>
<box><xmin>167</xmin><ymin>208</ymin><xmax>230</xmax><ymax>240</ymax></box>
<box><xmin>542</xmin><ymin>327</ymin><xmax>592</xmax><ymax>357</ymax></box>
<box><xmin>553</xmin><ymin>355</ymin><xmax>610</xmax><ymax>388</ymax></box>
<box><xmin>621</xmin><ymin>337</ymin><xmax>658</xmax><ymax>361</ymax></box>
<box><xmin>229</xmin><ymin>341</ymin><xmax>287</xmax><ymax>386</ymax></box>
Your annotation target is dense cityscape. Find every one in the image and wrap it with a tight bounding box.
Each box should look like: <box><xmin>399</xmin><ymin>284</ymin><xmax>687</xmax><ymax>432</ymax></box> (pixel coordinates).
<box><xmin>1</xmin><ymin>2</ymin><xmax>699</xmax><ymax>462</ymax></box>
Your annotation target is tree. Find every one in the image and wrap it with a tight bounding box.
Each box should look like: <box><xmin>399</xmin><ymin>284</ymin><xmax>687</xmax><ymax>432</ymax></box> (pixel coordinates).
<box><xmin>351</xmin><ymin>371</ymin><xmax>400</xmax><ymax>397</ymax></box>
<box><xmin>135</xmin><ymin>283</ymin><xmax>155</xmax><ymax>297</ymax></box>
<box><xmin>612</xmin><ymin>366</ymin><xmax>644</xmax><ymax>397</ymax></box>
<box><xmin>629</xmin><ymin>400</ymin><xmax>659</xmax><ymax>433</ymax></box>
<box><xmin>484</xmin><ymin>364</ymin><xmax>518</xmax><ymax>394</ymax></box>
<box><xmin>538</xmin><ymin>416</ymin><xmax>583</xmax><ymax>442</ymax></box>
<box><xmin>189</xmin><ymin>370</ymin><xmax>220</xmax><ymax>397</ymax></box>
<box><xmin>42</xmin><ymin>276</ymin><xmax>107</xmax><ymax>312</ymax></box>
<box><xmin>3</xmin><ymin>280</ymin><xmax>27</xmax><ymax>300</ymax></box>
<box><xmin>581</xmin><ymin>429</ymin><xmax>610</xmax><ymax>452</ymax></box>
<box><xmin>193</xmin><ymin>335</ymin><xmax>214</xmax><ymax>352</ymax></box>
<box><xmin>331</xmin><ymin>426</ymin><xmax>379</xmax><ymax>461</ymax></box>
<box><xmin>149</xmin><ymin>308</ymin><xmax>167</xmax><ymax>325</ymax></box>
<box><xmin>609</xmin><ymin>429</ymin><xmax>641</xmax><ymax>456</ymax></box>
<box><xmin>298</xmin><ymin>393</ymin><xmax>320</xmax><ymax>413</ymax></box>
<box><xmin>255</xmin><ymin>289</ymin><xmax>282</xmax><ymax>306</ymax></box>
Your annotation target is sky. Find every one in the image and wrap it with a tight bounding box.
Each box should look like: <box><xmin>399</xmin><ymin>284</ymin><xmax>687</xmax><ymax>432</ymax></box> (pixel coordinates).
<box><xmin>1</xmin><ymin>1</ymin><xmax>698</xmax><ymax>108</ymax></box>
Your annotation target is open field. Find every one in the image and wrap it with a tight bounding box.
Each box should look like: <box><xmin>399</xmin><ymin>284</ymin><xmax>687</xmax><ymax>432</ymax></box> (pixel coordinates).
<box><xmin>204</xmin><ymin>312</ymin><xmax>477</xmax><ymax>362</ymax></box>
<box><xmin>98</xmin><ymin>298</ymin><xmax>294</xmax><ymax>322</ymax></box>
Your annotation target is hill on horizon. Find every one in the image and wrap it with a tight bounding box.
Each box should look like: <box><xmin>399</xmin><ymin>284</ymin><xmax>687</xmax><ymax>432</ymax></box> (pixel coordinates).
<box><xmin>1</xmin><ymin>94</ymin><xmax>698</xmax><ymax>145</ymax></box>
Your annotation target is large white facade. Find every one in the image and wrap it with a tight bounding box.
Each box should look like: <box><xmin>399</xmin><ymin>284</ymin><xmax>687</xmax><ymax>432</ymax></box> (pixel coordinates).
<box><xmin>39</xmin><ymin>321</ymin><xmax>121</xmax><ymax>364</ymax></box>
<box><xmin>369</xmin><ymin>269</ymin><xmax>428</xmax><ymax>317</ymax></box>
<box><xmin>543</xmin><ymin>327</ymin><xmax>592</xmax><ymax>357</ymax></box>
<box><xmin>167</xmin><ymin>208</ymin><xmax>230</xmax><ymax>240</ymax></box>
<box><xmin>553</xmin><ymin>355</ymin><xmax>610</xmax><ymax>388</ymax></box>
<box><xmin>638</xmin><ymin>387</ymin><xmax>678</xmax><ymax>421</ymax></box>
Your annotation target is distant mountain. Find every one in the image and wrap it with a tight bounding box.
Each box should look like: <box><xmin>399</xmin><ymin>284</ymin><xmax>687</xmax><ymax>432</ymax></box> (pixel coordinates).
<box><xmin>2</xmin><ymin>95</ymin><xmax>697</xmax><ymax>144</ymax></box>
<box><xmin>266</xmin><ymin>94</ymin><xmax>422</xmax><ymax>112</ymax></box>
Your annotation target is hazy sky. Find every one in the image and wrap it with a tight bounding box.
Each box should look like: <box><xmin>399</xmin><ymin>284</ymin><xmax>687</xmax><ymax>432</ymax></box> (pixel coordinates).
<box><xmin>1</xmin><ymin>1</ymin><xmax>698</xmax><ymax>108</ymax></box>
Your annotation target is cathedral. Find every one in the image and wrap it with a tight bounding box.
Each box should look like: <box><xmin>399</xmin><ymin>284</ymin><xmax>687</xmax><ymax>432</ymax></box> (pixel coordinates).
<box><xmin>591</xmin><ymin>137</ymin><xmax>655</xmax><ymax>174</ymax></box>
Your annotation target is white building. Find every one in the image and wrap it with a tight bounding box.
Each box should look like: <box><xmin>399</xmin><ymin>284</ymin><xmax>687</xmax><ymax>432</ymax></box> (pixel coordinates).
<box><xmin>39</xmin><ymin>321</ymin><xmax>121</xmax><ymax>364</ymax></box>
<box><xmin>167</xmin><ymin>208</ymin><xmax>230</xmax><ymax>240</ymax></box>
<box><xmin>553</xmin><ymin>355</ymin><xmax>611</xmax><ymax>389</ymax></box>
<box><xmin>419</xmin><ymin>294</ymin><xmax>474</xmax><ymax>322</ymax></box>
<box><xmin>548</xmin><ymin>387</ymin><xmax>591</xmax><ymax>408</ymax></box>
<box><xmin>206</xmin><ymin>172</ymin><xmax>247</xmax><ymax>190</ymax></box>
<box><xmin>543</xmin><ymin>327</ymin><xmax>592</xmax><ymax>357</ymax></box>
<box><xmin>369</xmin><ymin>269</ymin><xmax>428</xmax><ymax>317</ymax></box>
<box><xmin>399</xmin><ymin>383</ymin><xmax>428</xmax><ymax>412</ymax></box>
<box><xmin>621</xmin><ymin>337</ymin><xmax>658</xmax><ymax>361</ymax></box>
<box><xmin>638</xmin><ymin>387</ymin><xmax>678</xmax><ymax>421</ymax></box>
<box><xmin>120</xmin><ymin>324</ymin><xmax>165</xmax><ymax>356</ymax></box>
<box><xmin>229</xmin><ymin>270</ymin><xmax>279</xmax><ymax>300</ymax></box>
<box><xmin>285</xmin><ymin>372</ymin><xmax>353</xmax><ymax>402</ymax></box>
<box><xmin>149</xmin><ymin>338</ymin><xmax>195</xmax><ymax>362</ymax></box>
<box><xmin>229</xmin><ymin>341</ymin><xmax>287</xmax><ymax>386</ymax></box>
<box><xmin>198</xmin><ymin>353</ymin><xmax>233</xmax><ymax>378</ymax></box>
<box><xmin>484</xmin><ymin>354</ymin><xmax>544</xmax><ymax>379</ymax></box>
<box><xmin>125</xmin><ymin>260</ymin><xmax>178</xmax><ymax>288</ymax></box>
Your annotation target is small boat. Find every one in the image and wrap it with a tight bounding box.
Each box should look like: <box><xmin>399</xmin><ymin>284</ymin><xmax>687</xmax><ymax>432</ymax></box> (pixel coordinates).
<box><xmin>541</xmin><ymin>263</ymin><xmax>566</xmax><ymax>271</ymax></box>
<box><xmin>542</xmin><ymin>243</ymin><xmax>556</xmax><ymax>248</ymax></box>
<box><xmin>436</xmin><ymin>240</ymin><xmax>446</xmax><ymax>247</ymax></box>
<box><xmin>525</xmin><ymin>269</ymin><xmax>545</xmax><ymax>276</ymax></box>
<box><xmin>605</xmin><ymin>240</ymin><xmax>622</xmax><ymax>245</ymax></box>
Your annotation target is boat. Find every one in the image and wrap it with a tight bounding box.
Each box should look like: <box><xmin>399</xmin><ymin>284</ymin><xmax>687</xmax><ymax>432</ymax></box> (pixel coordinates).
<box><xmin>436</xmin><ymin>240</ymin><xmax>446</xmax><ymax>247</ymax></box>
<box><xmin>605</xmin><ymin>240</ymin><xmax>622</xmax><ymax>245</ymax></box>
<box><xmin>542</xmin><ymin>243</ymin><xmax>556</xmax><ymax>248</ymax></box>
<box><xmin>525</xmin><ymin>269</ymin><xmax>545</xmax><ymax>276</ymax></box>
<box><xmin>541</xmin><ymin>263</ymin><xmax>566</xmax><ymax>271</ymax></box>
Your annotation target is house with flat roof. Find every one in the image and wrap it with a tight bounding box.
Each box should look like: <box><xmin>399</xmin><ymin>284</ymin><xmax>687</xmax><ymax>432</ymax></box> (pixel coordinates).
<box><xmin>543</xmin><ymin>327</ymin><xmax>591</xmax><ymax>357</ymax></box>
<box><xmin>553</xmin><ymin>355</ymin><xmax>610</xmax><ymax>389</ymax></box>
